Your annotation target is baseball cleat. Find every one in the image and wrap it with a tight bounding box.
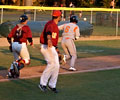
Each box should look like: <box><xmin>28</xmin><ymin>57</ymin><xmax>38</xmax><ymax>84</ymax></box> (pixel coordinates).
<box><xmin>38</xmin><ymin>84</ymin><xmax>47</xmax><ymax>92</ymax></box>
<box><xmin>69</xmin><ymin>67</ymin><xmax>77</xmax><ymax>71</ymax></box>
<box><xmin>7</xmin><ymin>72</ymin><xmax>13</xmax><ymax>78</ymax></box>
<box><xmin>48</xmin><ymin>86</ymin><xmax>58</xmax><ymax>93</ymax></box>
<box><xmin>13</xmin><ymin>61</ymin><xmax>19</xmax><ymax>76</ymax></box>
<box><xmin>7</xmin><ymin>69</ymin><xmax>16</xmax><ymax>78</ymax></box>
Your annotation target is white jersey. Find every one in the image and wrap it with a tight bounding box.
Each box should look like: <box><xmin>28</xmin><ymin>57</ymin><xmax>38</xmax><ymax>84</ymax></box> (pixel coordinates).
<box><xmin>58</xmin><ymin>23</ymin><xmax>80</xmax><ymax>40</ymax></box>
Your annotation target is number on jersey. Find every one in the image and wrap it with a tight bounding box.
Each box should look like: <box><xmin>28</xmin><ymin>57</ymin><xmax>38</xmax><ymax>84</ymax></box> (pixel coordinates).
<box><xmin>52</xmin><ymin>32</ymin><xmax>57</xmax><ymax>39</ymax></box>
<box><xmin>65</xmin><ymin>26</ymin><xmax>70</xmax><ymax>33</ymax></box>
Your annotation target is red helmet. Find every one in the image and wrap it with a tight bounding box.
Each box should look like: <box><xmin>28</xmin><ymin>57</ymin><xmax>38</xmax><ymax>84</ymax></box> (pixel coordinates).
<box><xmin>52</xmin><ymin>10</ymin><xmax>61</xmax><ymax>17</ymax></box>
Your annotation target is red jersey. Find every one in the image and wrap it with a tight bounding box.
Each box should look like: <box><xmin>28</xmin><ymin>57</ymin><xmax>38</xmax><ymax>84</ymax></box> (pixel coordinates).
<box><xmin>8</xmin><ymin>24</ymin><xmax>32</xmax><ymax>43</ymax></box>
<box><xmin>40</xmin><ymin>20</ymin><xmax>59</xmax><ymax>47</ymax></box>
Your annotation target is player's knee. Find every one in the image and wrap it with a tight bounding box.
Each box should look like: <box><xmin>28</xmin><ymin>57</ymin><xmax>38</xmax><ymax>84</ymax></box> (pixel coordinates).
<box><xmin>47</xmin><ymin>61</ymin><xmax>54</xmax><ymax>67</ymax></box>
<box><xmin>55</xmin><ymin>62</ymin><xmax>60</xmax><ymax>68</ymax></box>
<box><xmin>66</xmin><ymin>55</ymin><xmax>71</xmax><ymax>59</ymax></box>
<box><xmin>24</xmin><ymin>59</ymin><xmax>30</xmax><ymax>65</ymax></box>
<box><xmin>54</xmin><ymin>65</ymin><xmax>59</xmax><ymax>71</ymax></box>
<box><xmin>72</xmin><ymin>55</ymin><xmax>77</xmax><ymax>59</ymax></box>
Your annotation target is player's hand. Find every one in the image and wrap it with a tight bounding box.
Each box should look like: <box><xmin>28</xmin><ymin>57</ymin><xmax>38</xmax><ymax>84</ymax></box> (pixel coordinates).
<box><xmin>29</xmin><ymin>42</ymin><xmax>35</xmax><ymax>48</ymax></box>
<box><xmin>48</xmin><ymin>39</ymin><xmax>52</xmax><ymax>48</ymax></box>
<box><xmin>31</xmin><ymin>45</ymin><xmax>35</xmax><ymax>48</ymax></box>
<box><xmin>9</xmin><ymin>45</ymin><xmax>12</xmax><ymax>52</ymax></box>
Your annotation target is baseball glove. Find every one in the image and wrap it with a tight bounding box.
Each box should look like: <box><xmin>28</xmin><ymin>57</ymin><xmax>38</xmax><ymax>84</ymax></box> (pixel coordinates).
<box><xmin>59</xmin><ymin>54</ymin><xmax>66</xmax><ymax>65</ymax></box>
<box><xmin>55</xmin><ymin>47</ymin><xmax>66</xmax><ymax>65</ymax></box>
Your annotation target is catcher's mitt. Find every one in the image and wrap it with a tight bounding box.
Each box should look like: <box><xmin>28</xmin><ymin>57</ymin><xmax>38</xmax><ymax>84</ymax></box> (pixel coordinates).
<box><xmin>55</xmin><ymin>47</ymin><xmax>66</xmax><ymax>65</ymax></box>
<box><xmin>59</xmin><ymin>54</ymin><xmax>66</xmax><ymax>65</ymax></box>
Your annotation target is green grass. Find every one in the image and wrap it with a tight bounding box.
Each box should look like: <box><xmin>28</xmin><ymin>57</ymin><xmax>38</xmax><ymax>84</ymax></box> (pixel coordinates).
<box><xmin>92</xmin><ymin>25</ymin><xmax>120</xmax><ymax>36</ymax></box>
<box><xmin>76</xmin><ymin>40</ymin><xmax>120</xmax><ymax>58</ymax></box>
<box><xmin>0</xmin><ymin>69</ymin><xmax>120</xmax><ymax>100</ymax></box>
<box><xmin>93</xmin><ymin>25</ymin><xmax>116</xmax><ymax>36</ymax></box>
<box><xmin>1</xmin><ymin>40</ymin><xmax>120</xmax><ymax>70</ymax></box>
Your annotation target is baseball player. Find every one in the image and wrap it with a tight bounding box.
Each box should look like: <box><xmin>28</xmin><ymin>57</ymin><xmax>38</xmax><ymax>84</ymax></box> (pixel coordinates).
<box><xmin>7</xmin><ymin>14</ymin><xmax>33</xmax><ymax>78</ymax></box>
<box><xmin>58</xmin><ymin>15</ymin><xmax>80</xmax><ymax>71</ymax></box>
<box><xmin>38</xmin><ymin>10</ymin><xmax>61</xmax><ymax>93</ymax></box>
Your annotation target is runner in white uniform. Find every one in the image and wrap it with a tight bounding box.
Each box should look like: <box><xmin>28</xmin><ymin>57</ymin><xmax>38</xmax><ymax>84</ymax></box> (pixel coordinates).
<box><xmin>58</xmin><ymin>15</ymin><xmax>80</xmax><ymax>71</ymax></box>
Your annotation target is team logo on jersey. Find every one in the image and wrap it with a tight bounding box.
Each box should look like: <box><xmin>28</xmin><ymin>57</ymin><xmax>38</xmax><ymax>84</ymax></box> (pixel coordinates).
<box><xmin>52</xmin><ymin>32</ymin><xmax>57</xmax><ymax>39</ymax></box>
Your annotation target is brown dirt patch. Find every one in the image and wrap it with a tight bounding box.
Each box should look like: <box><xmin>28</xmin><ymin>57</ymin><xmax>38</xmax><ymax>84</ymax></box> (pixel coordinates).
<box><xmin>0</xmin><ymin>55</ymin><xmax>120</xmax><ymax>82</ymax></box>
<box><xmin>1</xmin><ymin>36</ymin><xmax>120</xmax><ymax>47</ymax></box>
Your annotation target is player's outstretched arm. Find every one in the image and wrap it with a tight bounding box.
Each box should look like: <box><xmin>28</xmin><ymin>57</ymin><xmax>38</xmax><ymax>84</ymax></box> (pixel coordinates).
<box><xmin>58</xmin><ymin>24</ymin><xmax>64</xmax><ymax>30</ymax></box>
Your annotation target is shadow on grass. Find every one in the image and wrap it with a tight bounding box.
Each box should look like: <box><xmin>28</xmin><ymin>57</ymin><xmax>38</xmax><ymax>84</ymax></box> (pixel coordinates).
<box><xmin>0</xmin><ymin>48</ymin><xmax>11</xmax><ymax>55</ymax></box>
<box><xmin>0</xmin><ymin>66</ymin><xmax>7</xmax><ymax>70</ymax></box>
<box><xmin>30</xmin><ymin>56</ymin><xmax>46</xmax><ymax>65</ymax></box>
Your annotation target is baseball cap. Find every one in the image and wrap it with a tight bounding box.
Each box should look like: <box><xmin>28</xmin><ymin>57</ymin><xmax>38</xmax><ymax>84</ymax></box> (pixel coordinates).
<box><xmin>52</xmin><ymin>10</ymin><xmax>61</xmax><ymax>17</ymax></box>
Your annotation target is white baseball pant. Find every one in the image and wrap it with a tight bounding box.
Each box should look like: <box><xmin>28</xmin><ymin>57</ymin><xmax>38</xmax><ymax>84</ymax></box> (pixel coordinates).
<box><xmin>40</xmin><ymin>44</ymin><xmax>60</xmax><ymax>88</ymax></box>
<box><xmin>10</xmin><ymin>42</ymin><xmax>30</xmax><ymax>69</ymax></box>
<box><xmin>61</xmin><ymin>39</ymin><xmax>77</xmax><ymax>67</ymax></box>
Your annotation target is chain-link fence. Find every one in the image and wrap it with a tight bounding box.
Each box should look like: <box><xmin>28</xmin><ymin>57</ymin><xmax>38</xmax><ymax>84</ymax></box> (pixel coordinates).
<box><xmin>0</xmin><ymin>6</ymin><xmax>120</xmax><ymax>37</ymax></box>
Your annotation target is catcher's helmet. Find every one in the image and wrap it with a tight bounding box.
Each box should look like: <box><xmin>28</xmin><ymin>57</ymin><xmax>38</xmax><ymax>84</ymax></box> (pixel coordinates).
<box><xmin>19</xmin><ymin>14</ymin><xmax>28</xmax><ymax>23</ymax></box>
<box><xmin>70</xmin><ymin>15</ymin><xmax>78</xmax><ymax>23</ymax></box>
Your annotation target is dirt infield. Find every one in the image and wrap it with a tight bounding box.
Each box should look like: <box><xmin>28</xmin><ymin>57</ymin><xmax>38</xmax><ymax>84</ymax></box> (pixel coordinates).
<box><xmin>1</xmin><ymin>36</ymin><xmax>120</xmax><ymax>82</ymax></box>
<box><xmin>1</xmin><ymin>55</ymin><xmax>120</xmax><ymax>82</ymax></box>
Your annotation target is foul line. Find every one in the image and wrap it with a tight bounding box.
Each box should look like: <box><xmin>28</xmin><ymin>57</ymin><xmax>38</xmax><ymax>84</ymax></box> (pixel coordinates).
<box><xmin>0</xmin><ymin>66</ymin><xmax>120</xmax><ymax>82</ymax></box>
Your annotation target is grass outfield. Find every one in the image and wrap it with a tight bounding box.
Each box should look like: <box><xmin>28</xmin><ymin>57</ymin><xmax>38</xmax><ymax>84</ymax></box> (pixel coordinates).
<box><xmin>0</xmin><ymin>69</ymin><xmax>120</xmax><ymax>100</ymax></box>
<box><xmin>1</xmin><ymin>40</ymin><xmax>120</xmax><ymax>70</ymax></box>
<box><xmin>93</xmin><ymin>25</ymin><xmax>120</xmax><ymax>36</ymax></box>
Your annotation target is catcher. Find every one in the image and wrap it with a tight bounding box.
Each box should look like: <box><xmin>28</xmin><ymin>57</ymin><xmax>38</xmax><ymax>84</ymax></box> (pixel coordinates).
<box><xmin>7</xmin><ymin>14</ymin><xmax>33</xmax><ymax>78</ymax></box>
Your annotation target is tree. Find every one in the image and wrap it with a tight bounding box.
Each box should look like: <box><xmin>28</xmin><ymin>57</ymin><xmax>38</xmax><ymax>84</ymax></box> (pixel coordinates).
<box><xmin>61</xmin><ymin>0</ymin><xmax>66</xmax><ymax>6</ymax></box>
<box><xmin>15</xmin><ymin>0</ymin><xmax>20</xmax><ymax>6</ymax></box>
<box><xmin>22</xmin><ymin>0</ymin><xmax>24</xmax><ymax>6</ymax></box>
<box><xmin>101</xmin><ymin>0</ymin><xmax>111</xmax><ymax>8</ymax></box>
<box><xmin>100</xmin><ymin>0</ymin><xmax>118</xmax><ymax>8</ymax></box>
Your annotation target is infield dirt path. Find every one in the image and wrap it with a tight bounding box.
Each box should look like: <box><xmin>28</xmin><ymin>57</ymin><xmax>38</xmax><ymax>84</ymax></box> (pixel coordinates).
<box><xmin>0</xmin><ymin>36</ymin><xmax>120</xmax><ymax>82</ymax></box>
<box><xmin>1</xmin><ymin>36</ymin><xmax>120</xmax><ymax>46</ymax></box>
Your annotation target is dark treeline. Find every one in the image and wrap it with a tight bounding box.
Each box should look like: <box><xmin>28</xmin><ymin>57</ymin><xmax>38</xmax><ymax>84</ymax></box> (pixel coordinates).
<box><xmin>1</xmin><ymin>0</ymin><xmax>120</xmax><ymax>8</ymax></box>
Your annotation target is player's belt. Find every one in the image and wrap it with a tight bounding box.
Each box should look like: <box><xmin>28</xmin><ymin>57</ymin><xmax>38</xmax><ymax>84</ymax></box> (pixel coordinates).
<box><xmin>65</xmin><ymin>37</ymin><xmax>70</xmax><ymax>39</ymax></box>
<box><xmin>14</xmin><ymin>41</ymin><xmax>26</xmax><ymax>44</ymax></box>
